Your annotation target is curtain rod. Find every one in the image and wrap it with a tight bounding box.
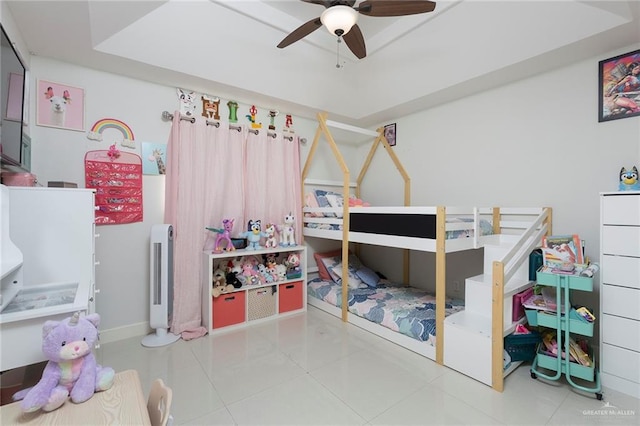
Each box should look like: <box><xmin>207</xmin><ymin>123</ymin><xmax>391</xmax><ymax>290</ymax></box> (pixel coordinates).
<box><xmin>161</xmin><ymin>111</ymin><xmax>303</xmax><ymax>142</ymax></box>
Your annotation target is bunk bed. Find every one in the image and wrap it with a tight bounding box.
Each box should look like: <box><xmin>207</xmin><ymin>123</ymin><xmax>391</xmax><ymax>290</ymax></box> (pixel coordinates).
<box><xmin>301</xmin><ymin>112</ymin><xmax>552</xmax><ymax>392</ymax></box>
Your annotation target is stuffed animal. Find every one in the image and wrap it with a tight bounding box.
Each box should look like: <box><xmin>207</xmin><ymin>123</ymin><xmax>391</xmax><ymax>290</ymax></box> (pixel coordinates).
<box><xmin>226</xmin><ymin>271</ymin><xmax>242</xmax><ymax>289</ymax></box>
<box><xmin>349</xmin><ymin>196</ymin><xmax>370</xmax><ymax>207</ymax></box>
<box><xmin>241</xmin><ymin>219</ymin><xmax>265</xmax><ymax>250</ymax></box>
<box><xmin>274</xmin><ymin>264</ymin><xmax>287</xmax><ymax>281</ymax></box>
<box><xmin>263</xmin><ymin>223</ymin><xmax>278</xmax><ymax>249</ymax></box>
<box><xmin>12</xmin><ymin>312</ymin><xmax>114</xmax><ymax>413</ymax></box>
<box><xmin>285</xmin><ymin>252</ymin><xmax>302</xmax><ymax>279</ymax></box>
<box><xmin>227</xmin><ymin>257</ymin><xmax>242</xmax><ymax>275</ymax></box>
<box><xmin>241</xmin><ymin>262</ymin><xmax>261</xmax><ymax>285</ymax></box>
<box><xmin>277</xmin><ymin>213</ymin><xmax>296</xmax><ymax>247</ymax></box>
<box><xmin>619</xmin><ymin>166</ymin><xmax>640</xmax><ymax>191</ymax></box>
<box><xmin>207</xmin><ymin>218</ymin><xmax>236</xmax><ymax>254</ymax></box>
<box><xmin>212</xmin><ymin>268</ymin><xmax>234</xmax><ymax>297</ymax></box>
<box><xmin>257</xmin><ymin>264</ymin><xmax>275</xmax><ymax>283</ymax></box>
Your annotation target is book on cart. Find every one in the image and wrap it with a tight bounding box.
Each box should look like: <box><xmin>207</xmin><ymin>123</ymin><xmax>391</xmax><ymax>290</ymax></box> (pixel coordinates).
<box><xmin>541</xmin><ymin>234</ymin><xmax>584</xmax><ymax>269</ymax></box>
<box><xmin>522</xmin><ymin>287</ymin><xmax>566</xmax><ymax>313</ymax></box>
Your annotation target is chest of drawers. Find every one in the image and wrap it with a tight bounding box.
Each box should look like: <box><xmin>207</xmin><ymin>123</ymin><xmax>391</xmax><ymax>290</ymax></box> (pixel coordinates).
<box><xmin>600</xmin><ymin>191</ymin><xmax>640</xmax><ymax>398</ymax></box>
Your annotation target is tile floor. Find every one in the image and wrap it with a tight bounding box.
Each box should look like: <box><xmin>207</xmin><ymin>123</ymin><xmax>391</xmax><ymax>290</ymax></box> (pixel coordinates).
<box><xmin>97</xmin><ymin>306</ymin><xmax>640</xmax><ymax>425</ymax></box>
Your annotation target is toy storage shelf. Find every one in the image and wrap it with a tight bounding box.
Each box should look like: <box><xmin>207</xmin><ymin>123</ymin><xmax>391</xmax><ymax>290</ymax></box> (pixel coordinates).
<box><xmin>201</xmin><ymin>245</ymin><xmax>306</xmax><ymax>334</ymax></box>
<box><xmin>530</xmin><ymin>270</ymin><xmax>602</xmax><ymax>399</ymax></box>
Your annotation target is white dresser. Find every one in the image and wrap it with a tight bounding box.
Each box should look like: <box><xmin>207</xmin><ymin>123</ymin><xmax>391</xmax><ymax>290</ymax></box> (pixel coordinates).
<box><xmin>600</xmin><ymin>191</ymin><xmax>640</xmax><ymax>398</ymax></box>
<box><xmin>0</xmin><ymin>186</ymin><xmax>97</xmax><ymax>372</ymax></box>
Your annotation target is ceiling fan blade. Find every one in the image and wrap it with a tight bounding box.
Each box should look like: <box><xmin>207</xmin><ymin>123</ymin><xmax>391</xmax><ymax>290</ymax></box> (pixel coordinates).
<box><xmin>301</xmin><ymin>0</ymin><xmax>356</xmax><ymax>8</ymax></box>
<box><xmin>343</xmin><ymin>24</ymin><xmax>366</xmax><ymax>59</ymax></box>
<box><xmin>358</xmin><ymin>0</ymin><xmax>436</xmax><ymax>17</ymax></box>
<box><xmin>301</xmin><ymin>0</ymin><xmax>332</xmax><ymax>7</ymax></box>
<box><xmin>277</xmin><ymin>17</ymin><xmax>323</xmax><ymax>49</ymax></box>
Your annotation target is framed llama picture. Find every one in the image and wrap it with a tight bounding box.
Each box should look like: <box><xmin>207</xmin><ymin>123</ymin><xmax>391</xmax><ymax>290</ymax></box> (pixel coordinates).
<box><xmin>598</xmin><ymin>49</ymin><xmax>640</xmax><ymax>122</ymax></box>
<box><xmin>36</xmin><ymin>79</ymin><xmax>85</xmax><ymax>131</ymax></box>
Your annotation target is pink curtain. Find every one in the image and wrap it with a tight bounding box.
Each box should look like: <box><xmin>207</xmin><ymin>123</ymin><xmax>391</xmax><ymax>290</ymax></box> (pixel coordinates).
<box><xmin>244</xmin><ymin>131</ymin><xmax>302</xmax><ymax>241</ymax></box>
<box><xmin>165</xmin><ymin>113</ymin><xmax>301</xmax><ymax>339</ymax></box>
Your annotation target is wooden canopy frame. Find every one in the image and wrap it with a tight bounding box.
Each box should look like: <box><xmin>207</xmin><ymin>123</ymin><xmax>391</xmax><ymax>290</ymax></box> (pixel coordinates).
<box><xmin>302</xmin><ymin>112</ymin><xmax>552</xmax><ymax>391</ymax></box>
<box><xmin>302</xmin><ymin>112</ymin><xmax>413</xmax><ymax>322</ymax></box>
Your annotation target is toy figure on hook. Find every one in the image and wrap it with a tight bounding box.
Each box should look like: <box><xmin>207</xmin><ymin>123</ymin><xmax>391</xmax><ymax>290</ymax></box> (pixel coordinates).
<box><xmin>206</xmin><ymin>218</ymin><xmax>236</xmax><ymax>253</ymax></box>
<box><xmin>268</xmin><ymin>110</ymin><xmax>279</xmax><ymax>130</ymax></box>
<box><xmin>177</xmin><ymin>88</ymin><xmax>197</xmax><ymax>118</ymax></box>
<box><xmin>241</xmin><ymin>219</ymin><xmax>265</xmax><ymax>250</ymax></box>
<box><xmin>246</xmin><ymin>105</ymin><xmax>262</xmax><ymax>129</ymax></box>
<box><xmin>284</xmin><ymin>114</ymin><xmax>294</xmax><ymax>133</ymax></box>
<box><xmin>201</xmin><ymin>95</ymin><xmax>220</xmax><ymax>120</ymax></box>
<box><xmin>227</xmin><ymin>101</ymin><xmax>239</xmax><ymax>123</ymax></box>
<box><xmin>277</xmin><ymin>213</ymin><xmax>296</xmax><ymax>247</ymax></box>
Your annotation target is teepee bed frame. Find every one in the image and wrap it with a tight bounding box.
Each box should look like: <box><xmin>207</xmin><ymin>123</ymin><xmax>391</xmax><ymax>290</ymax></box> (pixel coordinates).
<box><xmin>302</xmin><ymin>112</ymin><xmax>552</xmax><ymax>391</ymax></box>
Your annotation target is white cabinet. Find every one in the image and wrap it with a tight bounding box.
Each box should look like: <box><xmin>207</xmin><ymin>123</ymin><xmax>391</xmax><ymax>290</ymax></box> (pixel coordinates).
<box><xmin>0</xmin><ymin>186</ymin><xmax>97</xmax><ymax>372</ymax></box>
<box><xmin>201</xmin><ymin>245</ymin><xmax>306</xmax><ymax>333</ymax></box>
<box><xmin>600</xmin><ymin>191</ymin><xmax>640</xmax><ymax>398</ymax></box>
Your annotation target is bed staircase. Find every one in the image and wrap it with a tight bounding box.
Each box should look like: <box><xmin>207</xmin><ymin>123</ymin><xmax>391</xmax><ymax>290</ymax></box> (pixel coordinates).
<box><xmin>444</xmin><ymin>208</ymin><xmax>550</xmax><ymax>390</ymax></box>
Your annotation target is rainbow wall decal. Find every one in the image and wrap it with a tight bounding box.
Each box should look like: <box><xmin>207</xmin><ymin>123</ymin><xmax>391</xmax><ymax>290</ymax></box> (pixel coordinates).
<box><xmin>87</xmin><ymin>118</ymin><xmax>135</xmax><ymax>148</ymax></box>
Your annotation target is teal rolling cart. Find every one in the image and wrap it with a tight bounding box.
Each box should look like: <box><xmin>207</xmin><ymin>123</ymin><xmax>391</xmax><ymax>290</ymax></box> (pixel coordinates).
<box><xmin>529</xmin><ymin>271</ymin><xmax>603</xmax><ymax>400</ymax></box>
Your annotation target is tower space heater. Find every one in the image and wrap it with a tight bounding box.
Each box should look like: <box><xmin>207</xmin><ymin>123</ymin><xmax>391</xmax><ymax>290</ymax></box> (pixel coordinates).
<box><xmin>142</xmin><ymin>224</ymin><xmax>180</xmax><ymax>347</ymax></box>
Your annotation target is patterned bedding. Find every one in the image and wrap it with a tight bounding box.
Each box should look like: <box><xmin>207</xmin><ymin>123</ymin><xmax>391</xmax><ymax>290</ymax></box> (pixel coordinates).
<box><xmin>308</xmin><ymin>277</ymin><xmax>464</xmax><ymax>344</ymax></box>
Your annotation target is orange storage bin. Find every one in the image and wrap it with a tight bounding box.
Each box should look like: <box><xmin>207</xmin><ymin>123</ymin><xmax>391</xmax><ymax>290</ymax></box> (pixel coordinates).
<box><xmin>279</xmin><ymin>281</ymin><xmax>303</xmax><ymax>313</ymax></box>
<box><xmin>212</xmin><ymin>291</ymin><xmax>245</xmax><ymax>328</ymax></box>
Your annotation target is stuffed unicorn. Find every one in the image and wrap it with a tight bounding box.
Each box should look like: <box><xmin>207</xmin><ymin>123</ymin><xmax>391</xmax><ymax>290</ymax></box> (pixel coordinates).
<box><xmin>13</xmin><ymin>313</ymin><xmax>114</xmax><ymax>413</ymax></box>
<box><xmin>277</xmin><ymin>213</ymin><xmax>296</xmax><ymax>247</ymax></box>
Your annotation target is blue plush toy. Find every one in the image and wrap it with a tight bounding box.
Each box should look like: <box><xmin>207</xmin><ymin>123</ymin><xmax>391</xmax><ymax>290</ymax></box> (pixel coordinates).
<box><xmin>619</xmin><ymin>166</ymin><xmax>640</xmax><ymax>191</ymax></box>
<box><xmin>241</xmin><ymin>219</ymin><xmax>264</xmax><ymax>250</ymax></box>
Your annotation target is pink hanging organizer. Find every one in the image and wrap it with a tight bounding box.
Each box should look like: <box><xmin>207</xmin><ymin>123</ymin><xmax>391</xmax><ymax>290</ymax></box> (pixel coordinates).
<box><xmin>84</xmin><ymin>150</ymin><xmax>143</xmax><ymax>225</ymax></box>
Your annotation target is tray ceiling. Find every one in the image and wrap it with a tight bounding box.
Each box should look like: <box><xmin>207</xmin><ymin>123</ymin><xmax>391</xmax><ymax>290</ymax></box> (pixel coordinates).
<box><xmin>5</xmin><ymin>1</ymin><xmax>639</xmax><ymax>125</ymax></box>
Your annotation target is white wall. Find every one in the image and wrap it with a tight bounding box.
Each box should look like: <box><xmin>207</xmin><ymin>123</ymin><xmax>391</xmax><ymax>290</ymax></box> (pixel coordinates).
<box><xmin>357</xmin><ymin>43</ymin><xmax>640</xmax><ymax>327</ymax></box>
<box><xmin>23</xmin><ymin>55</ymin><xmax>350</xmax><ymax>341</ymax></box>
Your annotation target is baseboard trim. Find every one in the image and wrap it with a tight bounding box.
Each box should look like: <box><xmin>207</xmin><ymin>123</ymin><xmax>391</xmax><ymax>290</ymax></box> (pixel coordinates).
<box><xmin>99</xmin><ymin>322</ymin><xmax>150</xmax><ymax>345</ymax></box>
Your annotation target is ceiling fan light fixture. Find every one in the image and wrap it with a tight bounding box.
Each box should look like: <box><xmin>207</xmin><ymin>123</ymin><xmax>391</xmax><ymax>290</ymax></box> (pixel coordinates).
<box><xmin>321</xmin><ymin>5</ymin><xmax>358</xmax><ymax>37</ymax></box>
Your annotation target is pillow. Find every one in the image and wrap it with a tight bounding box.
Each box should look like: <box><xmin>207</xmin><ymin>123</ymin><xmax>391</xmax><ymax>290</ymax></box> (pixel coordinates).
<box><xmin>356</xmin><ymin>266</ymin><xmax>380</xmax><ymax>288</ymax></box>
<box><xmin>313</xmin><ymin>190</ymin><xmax>334</xmax><ymax>217</ymax></box>
<box><xmin>305</xmin><ymin>192</ymin><xmax>323</xmax><ymax>217</ymax></box>
<box><xmin>325</xmin><ymin>193</ymin><xmax>344</xmax><ymax>218</ymax></box>
<box><xmin>313</xmin><ymin>250</ymin><xmax>363</xmax><ymax>282</ymax></box>
<box><xmin>331</xmin><ymin>263</ymin><xmax>366</xmax><ymax>289</ymax></box>
<box><xmin>313</xmin><ymin>249</ymin><xmax>342</xmax><ymax>281</ymax></box>
<box><xmin>320</xmin><ymin>255</ymin><xmax>342</xmax><ymax>282</ymax></box>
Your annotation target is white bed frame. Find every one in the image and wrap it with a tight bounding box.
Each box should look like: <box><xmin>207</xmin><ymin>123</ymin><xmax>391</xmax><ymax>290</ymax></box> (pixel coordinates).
<box><xmin>302</xmin><ymin>112</ymin><xmax>552</xmax><ymax>392</ymax></box>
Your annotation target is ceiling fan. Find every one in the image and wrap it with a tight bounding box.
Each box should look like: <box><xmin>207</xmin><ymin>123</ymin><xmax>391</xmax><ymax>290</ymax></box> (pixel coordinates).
<box><xmin>277</xmin><ymin>0</ymin><xmax>436</xmax><ymax>59</ymax></box>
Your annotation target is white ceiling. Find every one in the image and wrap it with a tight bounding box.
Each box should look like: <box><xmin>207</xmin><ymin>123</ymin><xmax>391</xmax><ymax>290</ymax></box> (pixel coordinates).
<box><xmin>5</xmin><ymin>0</ymin><xmax>640</xmax><ymax>126</ymax></box>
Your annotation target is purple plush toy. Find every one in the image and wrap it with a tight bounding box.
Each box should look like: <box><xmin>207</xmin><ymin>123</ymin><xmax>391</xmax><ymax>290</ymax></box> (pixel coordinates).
<box><xmin>12</xmin><ymin>312</ymin><xmax>115</xmax><ymax>413</ymax></box>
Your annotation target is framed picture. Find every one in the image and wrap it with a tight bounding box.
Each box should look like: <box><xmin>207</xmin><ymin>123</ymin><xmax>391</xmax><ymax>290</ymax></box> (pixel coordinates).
<box><xmin>384</xmin><ymin>123</ymin><xmax>396</xmax><ymax>146</ymax></box>
<box><xmin>36</xmin><ymin>79</ymin><xmax>85</xmax><ymax>131</ymax></box>
<box><xmin>142</xmin><ymin>141</ymin><xmax>167</xmax><ymax>176</ymax></box>
<box><xmin>598</xmin><ymin>49</ymin><xmax>640</xmax><ymax>122</ymax></box>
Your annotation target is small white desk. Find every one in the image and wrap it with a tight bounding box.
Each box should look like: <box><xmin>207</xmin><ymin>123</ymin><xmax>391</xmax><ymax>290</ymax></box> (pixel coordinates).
<box><xmin>0</xmin><ymin>370</ymin><xmax>151</xmax><ymax>425</ymax></box>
